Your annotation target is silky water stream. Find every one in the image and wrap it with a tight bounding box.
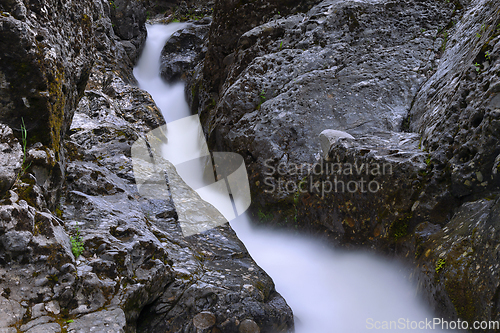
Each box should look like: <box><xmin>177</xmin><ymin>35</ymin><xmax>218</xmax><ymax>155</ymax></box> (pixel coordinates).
<box><xmin>133</xmin><ymin>24</ymin><xmax>447</xmax><ymax>333</ymax></box>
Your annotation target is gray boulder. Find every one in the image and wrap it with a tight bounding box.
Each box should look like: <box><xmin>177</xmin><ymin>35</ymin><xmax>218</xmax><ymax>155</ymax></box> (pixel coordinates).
<box><xmin>160</xmin><ymin>18</ymin><xmax>211</xmax><ymax>82</ymax></box>
<box><xmin>0</xmin><ymin>0</ymin><xmax>94</xmax><ymax>155</ymax></box>
<box><xmin>190</xmin><ymin>0</ymin><xmax>454</xmax><ymax>236</ymax></box>
<box><xmin>0</xmin><ymin>124</ymin><xmax>22</xmax><ymax>196</ymax></box>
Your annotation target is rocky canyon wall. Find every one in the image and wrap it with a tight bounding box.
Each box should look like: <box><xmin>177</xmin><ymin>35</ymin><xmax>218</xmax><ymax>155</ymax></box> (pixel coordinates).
<box><xmin>0</xmin><ymin>1</ymin><xmax>293</xmax><ymax>332</ymax></box>
<box><xmin>188</xmin><ymin>0</ymin><xmax>500</xmax><ymax>326</ymax></box>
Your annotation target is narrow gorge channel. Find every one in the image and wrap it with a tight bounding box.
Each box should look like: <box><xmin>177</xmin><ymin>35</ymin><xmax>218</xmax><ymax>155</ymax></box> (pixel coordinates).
<box><xmin>2</xmin><ymin>0</ymin><xmax>500</xmax><ymax>331</ymax></box>
<box><xmin>134</xmin><ymin>23</ymin><xmax>444</xmax><ymax>333</ymax></box>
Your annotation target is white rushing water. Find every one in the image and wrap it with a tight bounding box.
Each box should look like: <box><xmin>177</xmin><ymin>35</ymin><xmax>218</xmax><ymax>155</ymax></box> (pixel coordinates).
<box><xmin>134</xmin><ymin>23</ymin><xmax>190</xmax><ymax>123</ymax></box>
<box><xmin>134</xmin><ymin>24</ymin><xmax>447</xmax><ymax>333</ymax></box>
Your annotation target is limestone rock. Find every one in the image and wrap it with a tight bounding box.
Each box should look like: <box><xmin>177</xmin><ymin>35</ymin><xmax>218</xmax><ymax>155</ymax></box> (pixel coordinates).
<box><xmin>193</xmin><ymin>311</ymin><xmax>216</xmax><ymax>329</ymax></box>
<box><xmin>319</xmin><ymin>129</ymin><xmax>355</xmax><ymax>159</ymax></box>
<box><xmin>188</xmin><ymin>0</ymin><xmax>500</xmax><ymax>325</ymax></box>
<box><xmin>0</xmin><ymin>124</ymin><xmax>22</xmax><ymax>196</ymax></box>
<box><xmin>160</xmin><ymin>18</ymin><xmax>212</xmax><ymax>82</ymax></box>
<box><xmin>67</xmin><ymin>309</ymin><xmax>126</xmax><ymax>333</ymax></box>
<box><xmin>61</xmin><ymin>66</ymin><xmax>292</xmax><ymax>332</ymax></box>
<box><xmin>0</xmin><ymin>0</ymin><xmax>94</xmax><ymax>156</ymax></box>
<box><xmin>190</xmin><ymin>0</ymin><xmax>453</xmax><ymax>239</ymax></box>
<box><xmin>0</xmin><ymin>297</ymin><xmax>24</xmax><ymax>329</ymax></box>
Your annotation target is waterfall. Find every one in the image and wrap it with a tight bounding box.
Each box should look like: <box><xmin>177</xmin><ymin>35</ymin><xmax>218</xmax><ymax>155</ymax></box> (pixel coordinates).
<box><xmin>133</xmin><ymin>23</ymin><xmax>445</xmax><ymax>333</ymax></box>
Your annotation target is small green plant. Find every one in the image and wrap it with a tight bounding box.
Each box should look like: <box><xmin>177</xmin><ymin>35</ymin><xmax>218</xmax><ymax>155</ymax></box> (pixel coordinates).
<box><xmin>66</xmin><ymin>320</ymin><xmax>74</xmax><ymax>323</ymax></box>
<box><xmin>109</xmin><ymin>0</ymin><xmax>117</xmax><ymax>10</ymax></box>
<box><xmin>279</xmin><ymin>41</ymin><xmax>283</xmax><ymax>49</ymax></box>
<box><xmin>441</xmin><ymin>31</ymin><xmax>448</xmax><ymax>52</ymax></box>
<box><xmin>20</xmin><ymin>118</ymin><xmax>31</xmax><ymax>173</ymax></box>
<box><xmin>435</xmin><ymin>258</ymin><xmax>446</xmax><ymax>274</ymax></box>
<box><xmin>70</xmin><ymin>222</ymin><xmax>84</xmax><ymax>258</ymax></box>
<box><xmin>475</xmin><ymin>25</ymin><xmax>486</xmax><ymax>39</ymax></box>
<box><xmin>485</xmin><ymin>51</ymin><xmax>491</xmax><ymax>61</ymax></box>
<box><xmin>474</xmin><ymin>62</ymin><xmax>481</xmax><ymax>72</ymax></box>
<box><xmin>258</xmin><ymin>89</ymin><xmax>266</xmax><ymax>109</ymax></box>
<box><xmin>47</xmin><ymin>274</ymin><xmax>58</xmax><ymax>283</ymax></box>
<box><xmin>425</xmin><ymin>155</ymin><xmax>431</xmax><ymax>165</ymax></box>
<box><xmin>257</xmin><ymin>209</ymin><xmax>273</xmax><ymax>222</ymax></box>
<box><xmin>389</xmin><ymin>217</ymin><xmax>410</xmax><ymax>241</ymax></box>
<box><xmin>12</xmin><ymin>117</ymin><xmax>32</xmax><ymax>186</ymax></box>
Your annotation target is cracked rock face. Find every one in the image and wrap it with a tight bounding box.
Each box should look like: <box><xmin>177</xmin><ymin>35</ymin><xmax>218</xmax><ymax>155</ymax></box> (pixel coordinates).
<box><xmin>188</xmin><ymin>0</ymin><xmax>500</xmax><ymax>325</ymax></box>
<box><xmin>0</xmin><ymin>0</ymin><xmax>95</xmax><ymax>156</ymax></box>
<box><xmin>61</xmin><ymin>67</ymin><xmax>293</xmax><ymax>332</ymax></box>
<box><xmin>190</xmin><ymin>0</ymin><xmax>454</xmax><ymax>239</ymax></box>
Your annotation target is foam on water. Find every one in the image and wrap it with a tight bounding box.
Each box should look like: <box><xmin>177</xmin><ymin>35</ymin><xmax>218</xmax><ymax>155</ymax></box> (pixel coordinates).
<box><xmin>134</xmin><ymin>23</ymin><xmax>191</xmax><ymax>122</ymax></box>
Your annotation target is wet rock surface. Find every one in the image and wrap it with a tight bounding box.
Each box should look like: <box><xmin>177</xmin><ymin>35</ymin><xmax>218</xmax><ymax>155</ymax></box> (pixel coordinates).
<box><xmin>406</xmin><ymin>0</ymin><xmax>500</xmax><ymax>322</ymax></box>
<box><xmin>160</xmin><ymin>18</ymin><xmax>211</xmax><ymax>82</ymax></box>
<box><xmin>188</xmin><ymin>0</ymin><xmax>500</xmax><ymax>324</ymax></box>
<box><xmin>409</xmin><ymin>0</ymin><xmax>500</xmax><ymax>209</ymax></box>
<box><xmin>199</xmin><ymin>0</ymin><xmax>321</xmax><ymax>95</ymax></box>
<box><xmin>63</xmin><ymin>70</ymin><xmax>292</xmax><ymax>332</ymax></box>
<box><xmin>190</xmin><ymin>0</ymin><xmax>455</xmax><ymax>237</ymax></box>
